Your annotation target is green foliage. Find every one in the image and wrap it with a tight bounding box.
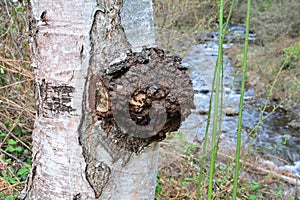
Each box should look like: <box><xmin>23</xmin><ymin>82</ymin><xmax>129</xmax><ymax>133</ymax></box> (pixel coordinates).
<box><xmin>16</xmin><ymin>5</ymin><xmax>25</xmax><ymax>13</ymax></box>
<box><xmin>284</xmin><ymin>43</ymin><xmax>300</xmax><ymax>60</ymax></box>
<box><xmin>0</xmin><ymin>118</ymin><xmax>32</xmax><ymax>197</ymax></box>
<box><xmin>0</xmin><ymin>67</ymin><xmax>4</xmax><ymax>75</ymax></box>
<box><xmin>0</xmin><ymin>194</ymin><xmax>17</xmax><ymax>200</ymax></box>
<box><xmin>155</xmin><ymin>174</ymin><xmax>163</xmax><ymax>197</ymax></box>
<box><xmin>282</xmin><ymin>42</ymin><xmax>300</xmax><ymax>69</ymax></box>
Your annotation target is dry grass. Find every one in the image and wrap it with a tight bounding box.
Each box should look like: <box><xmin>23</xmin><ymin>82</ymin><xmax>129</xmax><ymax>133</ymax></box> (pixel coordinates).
<box><xmin>231</xmin><ymin>0</ymin><xmax>300</xmax><ymax>42</ymax></box>
<box><xmin>0</xmin><ymin>0</ymin><xmax>34</xmax><ymax>123</ymax></box>
<box><xmin>153</xmin><ymin>0</ymin><xmax>216</xmax><ymax>29</ymax></box>
<box><xmin>0</xmin><ymin>1</ymin><xmax>34</xmax><ymax>198</ymax></box>
<box><xmin>225</xmin><ymin>36</ymin><xmax>300</xmax><ymax>112</ymax></box>
<box><xmin>227</xmin><ymin>0</ymin><xmax>300</xmax><ymax>114</ymax></box>
<box><xmin>156</xmin><ymin>132</ymin><xmax>298</xmax><ymax>199</ymax></box>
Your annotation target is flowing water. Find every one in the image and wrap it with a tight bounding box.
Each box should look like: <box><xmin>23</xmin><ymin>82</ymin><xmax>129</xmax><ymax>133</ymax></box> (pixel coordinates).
<box><xmin>179</xmin><ymin>25</ymin><xmax>300</xmax><ymax>176</ymax></box>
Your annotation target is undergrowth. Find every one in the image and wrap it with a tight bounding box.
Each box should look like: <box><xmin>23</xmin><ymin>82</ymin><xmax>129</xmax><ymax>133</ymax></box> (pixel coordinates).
<box><xmin>0</xmin><ymin>1</ymin><xmax>34</xmax><ymax>199</ymax></box>
<box><xmin>156</xmin><ymin>131</ymin><xmax>297</xmax><ymax>199</ymax></box>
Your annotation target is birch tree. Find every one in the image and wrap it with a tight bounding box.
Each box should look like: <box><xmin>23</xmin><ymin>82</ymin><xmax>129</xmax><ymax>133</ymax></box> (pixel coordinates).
<box><xmin>19</xmin><ymin>0</ymin><xmax>194</xmax><ymax>199</ymax></box>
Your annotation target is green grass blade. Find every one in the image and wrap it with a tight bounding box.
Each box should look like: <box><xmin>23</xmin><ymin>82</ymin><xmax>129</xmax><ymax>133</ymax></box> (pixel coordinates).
<box><xmin>197</xmin><ymin>1</ymin><xmax>235</xmax><ymax>198</ymax></box>
<box><xmin>197</xmin><ymin>52</ymin><xmax>217</xmax><ymax>199</ymax></box>
<box><xmin>207</xmin><ymin>0</ymin><xmax>224</xmax><ymax>199</ymax></box>
<box><xmin>232</xmin><ymin>0</ymin><xmax>251</xmax><ymax>199</ymax></box>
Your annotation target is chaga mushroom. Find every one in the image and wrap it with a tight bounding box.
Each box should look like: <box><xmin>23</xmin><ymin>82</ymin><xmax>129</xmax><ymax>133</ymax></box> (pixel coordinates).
<box><xmin>89</xmin><ymin>47</ymin><xmax>195</xmax><ymax>153</ymax></box>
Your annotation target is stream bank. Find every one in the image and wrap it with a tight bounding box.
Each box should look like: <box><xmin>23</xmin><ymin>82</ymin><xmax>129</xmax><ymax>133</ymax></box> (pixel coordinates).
<box><xmin>179</xmin><ymin>25</ymin><xmax>300</xmax><ymax>177</ymax></box>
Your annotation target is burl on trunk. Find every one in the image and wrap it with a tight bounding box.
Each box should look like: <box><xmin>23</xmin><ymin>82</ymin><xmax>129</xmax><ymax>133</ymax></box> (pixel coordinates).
<box><xmin>82</xmin><ymin>47</ymin><xmax>195</xmax><ymax>197</ymax></box>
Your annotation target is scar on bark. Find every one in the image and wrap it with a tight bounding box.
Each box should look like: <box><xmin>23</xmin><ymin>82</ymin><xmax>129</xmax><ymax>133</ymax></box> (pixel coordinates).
<box><xmin>88</xmin><ymin>47</ymin><xmax>195</xmax><ymax>153</ymax></box>
<box><xmin>35</xmin><ymin>79</ymin><xmax>75</xmax><ymax>117</ymax></box>
<box><xmin>83</xmin><ymin>47</ymin><xmax>194</xmax><ymax>197</ymax></box>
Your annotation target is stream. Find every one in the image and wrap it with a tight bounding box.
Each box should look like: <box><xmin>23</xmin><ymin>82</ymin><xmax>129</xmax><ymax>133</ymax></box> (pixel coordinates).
<box><xmin>179</xmin><ymin>25</ymin><xmax>300</xmax><ymax>176</ymax></box>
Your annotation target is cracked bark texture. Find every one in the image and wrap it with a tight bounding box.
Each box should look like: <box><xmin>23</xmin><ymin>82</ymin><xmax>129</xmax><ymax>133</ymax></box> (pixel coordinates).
<box><xmin>20</xmin><ymin>0</ymin><xmax>194</xmax><ymax>199</ymax></box>
<box><xmin>79</xmin><ymin>1</ymin><xmax>164</xmax><ymax>199</ymax></box>
<box><xmin>19</xmin><ymin>0</ymin><xmax>160</xmax><ymax>199</ymax></box>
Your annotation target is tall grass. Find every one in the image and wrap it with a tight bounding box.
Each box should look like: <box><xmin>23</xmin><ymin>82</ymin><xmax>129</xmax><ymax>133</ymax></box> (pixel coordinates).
<box><xmin>232</xmin><ymin>0</ymin><xmax>251</xmax><ymax>198</ymax></box>
<box><xmin>206</xmin><ymin>0</ymin><xmax>224</xmax><ymax>198</ymax></box>
<box><xmin>195</xmin><ymin>0</ymin><xmax>251</xmax><ymax>199</ymax></box>
<box><xmin>196</xmin><ymin>0</ymin><xmax>236</xmax><ymax>198</ymax></box>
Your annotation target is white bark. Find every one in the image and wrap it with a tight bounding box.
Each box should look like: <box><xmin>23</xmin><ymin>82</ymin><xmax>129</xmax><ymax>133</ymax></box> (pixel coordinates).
<box><xmin>21</xmin><ymin>0</ymin><xmax>159</xmax><ymax>199</ymax></box>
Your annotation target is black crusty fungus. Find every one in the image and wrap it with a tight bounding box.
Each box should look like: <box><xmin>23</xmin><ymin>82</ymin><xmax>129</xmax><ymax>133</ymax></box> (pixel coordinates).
<box><xmin>88</xmin><ymin>47</ymin><xmax>195</xmax><ymax>153</ymax></box>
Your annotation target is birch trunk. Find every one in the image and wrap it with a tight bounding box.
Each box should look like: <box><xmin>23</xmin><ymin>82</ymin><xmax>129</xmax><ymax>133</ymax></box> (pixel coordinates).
<box><xmin>20</xmin><ymin>0</ymin><xmax>159</xmax><ymax>199</ymax></box>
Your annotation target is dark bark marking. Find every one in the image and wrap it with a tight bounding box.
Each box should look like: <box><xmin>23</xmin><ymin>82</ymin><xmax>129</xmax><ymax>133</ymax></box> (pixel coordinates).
<box><xmin>35</xmin><ymin>79</ymin><xmax>75</xmax><ymax>117</ymax></box>
<box><xmin>73</xmin><ymin>193</ymin><xmax>81</xmax><ymax>200</ymax></box>
<box><xmin>40</xmin><ymin>11</ymin><xmax>47</xmax><ymax>23</ymax></box>
<box><xmin>80</xmin><ymin>45</ymin><xmax>84</xmax><ymax>58</ymax></box>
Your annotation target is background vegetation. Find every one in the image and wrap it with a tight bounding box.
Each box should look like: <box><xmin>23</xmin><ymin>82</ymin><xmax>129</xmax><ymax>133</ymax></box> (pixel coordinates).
<box><xmin>0</xmin><ymin>0</ymin><xmax>299</xmax><ymax>199</ymax></box>
<box><xmin>153</xmin><ymin>0</ymin><xmax>299</xmax><ymax>199</ymax></box>
<box><xmin>0</xmin><ymin>1</ymin><xmax>33</xmax><ymax>199</ymax></box>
